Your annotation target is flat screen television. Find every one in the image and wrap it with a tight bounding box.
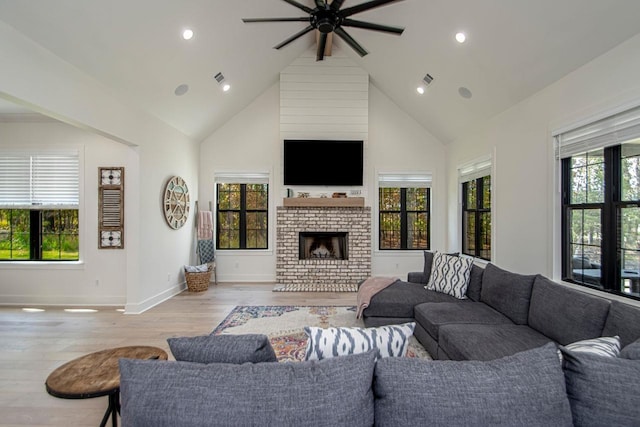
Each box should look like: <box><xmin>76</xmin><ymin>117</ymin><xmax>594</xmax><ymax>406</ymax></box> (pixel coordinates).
<box><xmin>284</xmin><ymin>139</ymin><xmax>363</xmax><ymax>186</ymax></box>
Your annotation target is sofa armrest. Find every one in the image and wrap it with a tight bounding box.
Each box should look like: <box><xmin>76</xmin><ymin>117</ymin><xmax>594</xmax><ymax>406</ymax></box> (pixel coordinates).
<box><xmin>407</xmin><ymin>272</ymin><xmax>427</xmax><ymax>284</ymax></box>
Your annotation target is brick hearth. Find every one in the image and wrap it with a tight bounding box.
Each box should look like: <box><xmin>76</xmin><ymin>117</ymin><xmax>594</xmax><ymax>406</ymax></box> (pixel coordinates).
<box><xmin>276</xmin><ymin>206</ymin><xmax>371</xmax><ymax>289</ymax></box>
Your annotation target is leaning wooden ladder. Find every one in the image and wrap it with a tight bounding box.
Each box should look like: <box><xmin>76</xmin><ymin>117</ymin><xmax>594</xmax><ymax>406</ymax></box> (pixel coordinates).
<box><xmin>195</xmin><ymin>201</ymin><xmax>217</xmax><ymax>285</ymax></box>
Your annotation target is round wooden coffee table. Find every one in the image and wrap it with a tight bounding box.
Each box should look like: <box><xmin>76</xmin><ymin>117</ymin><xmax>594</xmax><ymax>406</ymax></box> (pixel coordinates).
<box><xmin>45</xmin><ymin>346</ymin><xmax>168</xmax><ymax>427</ymax></box>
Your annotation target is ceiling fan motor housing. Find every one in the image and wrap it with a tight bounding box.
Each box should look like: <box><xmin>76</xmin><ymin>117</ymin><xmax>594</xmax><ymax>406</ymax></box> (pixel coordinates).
<box><xmin>312</xmin><ymin>9</ymin><xmax>341</xmax><ymax>34</ymax></box>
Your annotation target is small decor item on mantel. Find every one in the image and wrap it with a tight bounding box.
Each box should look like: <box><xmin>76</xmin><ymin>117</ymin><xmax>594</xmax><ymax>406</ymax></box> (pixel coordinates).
<box><xmin>332</xmin><ymin>192</ymin><xmax>347</xmax><ymax>198</ymax></box>
<box><xmin>98</xmin><ymin>167</ymin><xmax>124</xmax><ymax>249</ymax></box>
<box><xmin>163</xmin><ymin>176</ymin><xmax>190</xmax><ymax>230</ymax></box>
<box><xmin>297</xmin><ymin>192</ymin><xmax>310</xmax><ymax>198</ymax></box>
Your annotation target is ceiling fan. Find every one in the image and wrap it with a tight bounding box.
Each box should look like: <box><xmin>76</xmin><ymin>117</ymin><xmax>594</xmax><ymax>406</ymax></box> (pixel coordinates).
<box><xmin>242</xmin><ymin>0</ymin><xmax>405</xmax><ymax>61</ymax></box>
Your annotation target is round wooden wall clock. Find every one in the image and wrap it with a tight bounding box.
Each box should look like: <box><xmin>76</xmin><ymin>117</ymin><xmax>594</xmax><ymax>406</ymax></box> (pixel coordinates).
<box><xmin>163</xmin><ymin>176</ymin><xmax>190</xmax><ymax>229</ymax></box>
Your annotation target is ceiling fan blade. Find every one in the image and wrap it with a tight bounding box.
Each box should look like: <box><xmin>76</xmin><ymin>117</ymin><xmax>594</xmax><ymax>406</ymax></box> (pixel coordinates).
<box><xmin>341</xmin><ymin>18</ymin><xmax>404</xmax><ymax>34</ymax></box>
<box><xmin>281</xmin><ymin>0</ymin><xmax>314</xmax><ymax>14</ymax></box>
<box><xmin>242</xmin><ymin>17</ymin><xmax>310</xmax><ymax>23</ymax></box>
<box><xmin>274</xmin><ymin>25</ymin><xmax>315</xmax><ymax>49</ymax></box>
<box><xmin>331</xmin><ymin>0</ymin><xmax>346</xmax><ymax>10</ymax></box>
<box><xmin>315</xmin><ymin>0</ymin><xmax>327</xmax><ymax>8</ymax></box>
<box><xmin>334</xmin><ymin>27</ymin><xmax>368</xmax><ymax>57</ymax></box>
<box><xmin>317</xmin><ymin>33</ymin><xmax>328</xmax><ymax>61</ymax></box>
<box><xmin>341</xmin><ymin>0</ymin><xmax>405</xmax><ymax>17</ymax></box>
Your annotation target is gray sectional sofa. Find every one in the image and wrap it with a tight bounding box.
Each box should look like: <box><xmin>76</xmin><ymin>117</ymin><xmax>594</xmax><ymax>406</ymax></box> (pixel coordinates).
<box><xmin>118</xmin><ymin>333</ymin><xmax>640</xmax><ymax>426</ymax></box>
<box><xmin>362</xmin><ymin>252</ymin><xmax>640</xmax><ymax>361</ymax></box>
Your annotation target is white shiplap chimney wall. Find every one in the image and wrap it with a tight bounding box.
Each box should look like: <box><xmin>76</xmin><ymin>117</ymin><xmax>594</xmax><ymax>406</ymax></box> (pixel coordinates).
<box><xmin>280</xmin><ymin>46</ymin><xmax>368</xmax><ymax>141</ymax></box>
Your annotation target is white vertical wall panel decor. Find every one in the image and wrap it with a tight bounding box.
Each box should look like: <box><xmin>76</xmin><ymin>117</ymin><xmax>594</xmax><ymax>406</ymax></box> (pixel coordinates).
<box><xmin>280</xmin><ymin>48</ymin><xmax>369</xmax><ymax>141</ymax></box>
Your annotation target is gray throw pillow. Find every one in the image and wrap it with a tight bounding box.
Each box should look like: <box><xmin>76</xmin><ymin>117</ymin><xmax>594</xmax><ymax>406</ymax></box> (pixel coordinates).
<box><xmin>374</xmin><ymin>343</ymin><xmax>573</xmax><ymax>426</ymax></box>
<box><xmin>167</xmin><ymin>334</ymin><xmax>277</xmax><ymax>364</ymax></box>
<box><xmin>620</xmin><ymin>338</ymin><xmax>640</xmax><ymax>360</ymax></box>
<box><xmin>561</xmin><ymin>348</ymin><xmax>640</xmax><ymax>426</ymax></box>
<box><xmin>119</xmin><ymin>350</ymin><xmax>376</xmax><ymax>427</ymax></box>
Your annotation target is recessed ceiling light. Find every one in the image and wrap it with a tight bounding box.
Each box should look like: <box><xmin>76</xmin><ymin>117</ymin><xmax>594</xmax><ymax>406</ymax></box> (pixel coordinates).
<box><xmin>174</xmin><ymin>84</ymin><xmax>189</xmax><ymax>96</ymax></box>
<box><xmin>214</xmin><ymin>72</ymin><xmax>231</xmax><ymax>93</ymax></box>
<box><xmin>416</xmin><ymin>86</ymin><xmax>425</xmax><ymax>95</ymax></box>
<box><xmin>455</xmin><ymin>32</ymin><xmax>466</xmax><ymax>43</ymax></box>
<box><xmin>22</xmin><ymin>307</ymin><xmax>45</xmax><ymax>312</ymax></box>
<box><xmin>64</xmin><ymin>308</ymin><xmax>98</xmax><ymax>313</ymax></box>
<box><xmin>182</xmin><ymin>29</ymin><xmax>194</xmax><ymax>40</ymax></box>
<box><xmin>458</xmin><ymin>86</ymin><xmax>473</xmax><ymax>99</ymax></box>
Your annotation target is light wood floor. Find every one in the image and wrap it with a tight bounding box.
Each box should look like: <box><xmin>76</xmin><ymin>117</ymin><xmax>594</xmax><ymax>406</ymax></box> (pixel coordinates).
<box><xmin>0</xmin><ymin>283</ymin><xmax>357</xmax><ymax>427</ymax></box>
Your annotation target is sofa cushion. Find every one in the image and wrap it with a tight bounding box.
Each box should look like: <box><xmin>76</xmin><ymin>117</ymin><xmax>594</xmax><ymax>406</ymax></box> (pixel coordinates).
<box><xmin>407</xmin><ymin>271</ymin><xmax>427</xmax><ymax>284</ymax></box>
<box><xmin>167</xmin><ymin>334</ymin><xmax>277</xmax><ymax>364</ymax></box>
<box><xmin>119</xmin><ymin>351</ymin><xmax>377</xmax><ymax>427</ymax></box>
<box><xmin>426</xmin><ymin>253</ymin><xmax>473</xmax><ymax>299</ymax></box>
<box><xmin>528</xmin><ymin>275</ymin><xmax>611</xmax><ymax>345</ymax></box>
<box><xmin>602</xmin><ymin>301</ymin><xmax>640</xmax><ymax>347</ymax></box>
<box><xmin>438</xmin><ymin>323</ymin><xmax>553</xmax><ymax>361</ymax></box>
<box><xmin>363</xmin><ymin>281</ymin><xmax>469</xmax><ymax>319</ymax></box>
<box><xmin>466</xmin><ymin>264</ymin><xmax>484</xmax><ymax>301</ymax></box>
<box><xmin>620</xmin><ymin>338</ymin><xmax>640</xmax><ymax>359</ymax></box>
<box><xmin>480</xmin><ymin>263</ymin><xmax>536</xmax><ymax>325</ymax></box>
<box><xmin>304</xmin><ymin>323</ymin><xmax>415</xmax><ymax>360</ymax></box>
<box><xmin>423</xmin><ymin>250</ymin><xmax>436</xmax><ymax>278</ymax></box>
<box><xmin>414</xmin><ymin>301</ymin><xmax>512</xmax><ymax>341</ymax></box>
<box><xmin>561</xmin><ymin>348</ymin><xmax>640</xmax><ymax>426</ymax></box>
<box><xmin>374</xmin><ymin>343</ymin><xmax>573</xmax><ymax>427</ymax></box>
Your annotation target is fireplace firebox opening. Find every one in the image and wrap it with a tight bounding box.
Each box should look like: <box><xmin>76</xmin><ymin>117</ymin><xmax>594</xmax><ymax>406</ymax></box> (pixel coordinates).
<box><xmin>299</xmin><ymin>232</ymin><xmax>348</xmax><ymax>260</ymax></box>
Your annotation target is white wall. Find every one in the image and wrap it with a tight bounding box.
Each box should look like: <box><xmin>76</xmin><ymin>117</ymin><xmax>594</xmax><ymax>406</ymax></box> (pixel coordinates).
<box><xmin>446</xmin><ymin>33</ymin><xmax>640</xmax><ymax>278</ymax></box>
<box><xmin>0</xmin><ymin>21</ymin><xmax>199</xmax><ymax>312</ymax></box>
<box><xmin>0</xmin><ymin>120</ymin><xmax>136</xmax><ymax>305</ymax></box>
<box><xmin>368</xmin><ymin>85</ymin><xmax>447</xmax><ymax>277</ymax></box>
<box><xmin>280</xmin><ymin>48</ymin><xmax>369</xmax><ymax>142</ymax></box>
<box><xmin>199</xmin><ymin>84</ymin><xmax>281</xmax><ymax>282</ymax></box>
<box><xmin>200</xmin><ymin>79</ymin><xmax>447</xmax><ymax>282</ymax></box>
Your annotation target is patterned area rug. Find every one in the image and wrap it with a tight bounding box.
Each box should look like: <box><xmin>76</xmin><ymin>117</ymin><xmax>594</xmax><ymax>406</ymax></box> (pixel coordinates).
<box><xmin>212</xmin><ymin>305</ymin><xmax>431</xmax><ymax>362</ymax></box>
<box><xmin>272</xmin><ymin>283</ymin><xmax>358</xmax><ymax>292</ymax></box>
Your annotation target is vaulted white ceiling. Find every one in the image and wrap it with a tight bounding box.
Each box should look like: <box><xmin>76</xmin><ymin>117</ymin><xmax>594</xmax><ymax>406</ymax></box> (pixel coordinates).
<box><xmin>1</xmin><ymin>0</ymin><xmax>640</xmax><ymax>143</ymax></box>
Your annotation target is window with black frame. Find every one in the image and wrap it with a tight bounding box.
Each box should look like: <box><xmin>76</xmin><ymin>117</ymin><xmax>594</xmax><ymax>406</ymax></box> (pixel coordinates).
<box><xmin>558</xmin><ymin>105</ymin><xmax>640</xmax><ymax>300</ymax></box>
<box><xmin>462</xmin><ymin>175</ymin><xmax>491</xmax><ymax>260</ymax></box>
<box><xmin>216</xmin><ymin>183</ymin><xmax>268</xmax><ymax>250</ymax></box>
<box><xmin>379</xmin><ymin>185</ymin><xmax>430</xmax><ymax>251</ymax></box>
<box><xmin>0</xmin><ymin>151</ymin><xmax>79</xmax><ymax>261</ymax></box>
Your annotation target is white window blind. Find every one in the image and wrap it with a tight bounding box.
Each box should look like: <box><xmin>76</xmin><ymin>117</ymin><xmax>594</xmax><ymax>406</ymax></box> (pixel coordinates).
<box><xmin>0</xmin><ymin>150</ymin><xmax>79</xmax><ymax>208</ymax></box>
<box><xmin>458</xmin><ymin>156</ymin><xmax>492</xmax><ymax>183</ymax></box>
<box><xmin>555</xmin><ymin>104</ymin><xmax>640</xmax><ymax>159</ymax></box>
<box><xmin>378</xmin><ymin>172</ymin><xmax>432</xmax><ymax>188</ymax></box>
<box><xmin>214</xmin><ymin>172</ymin><xmax>269</xmax><ymax>184</ymax></box>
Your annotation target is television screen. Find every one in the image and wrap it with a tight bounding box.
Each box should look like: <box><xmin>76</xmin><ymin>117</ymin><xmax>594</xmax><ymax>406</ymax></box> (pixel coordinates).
<box><xmin>284</xmin><ymin>140</ymin><xmax>363</xmax><ymax>186</ymax></box>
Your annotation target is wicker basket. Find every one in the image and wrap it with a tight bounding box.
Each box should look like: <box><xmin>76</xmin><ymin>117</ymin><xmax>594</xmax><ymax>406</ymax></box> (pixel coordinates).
<box><xmin>185</xmin><ymin>265</ymin><xmax>212</xmax><ymax>292</ymax></box>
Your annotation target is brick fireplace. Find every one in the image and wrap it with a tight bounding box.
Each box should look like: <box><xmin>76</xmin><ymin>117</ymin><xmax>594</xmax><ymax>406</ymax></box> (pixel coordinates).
<box><xmin>276</xmin><ymin>205</ymin><xmax>371</xmax><ymax>290</ymax></box>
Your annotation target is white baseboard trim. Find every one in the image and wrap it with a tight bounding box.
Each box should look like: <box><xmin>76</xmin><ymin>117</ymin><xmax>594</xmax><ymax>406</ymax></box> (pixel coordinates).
<box><xmin>124</xmin><ymin>282</ymin><xmax>187</xmax><ymax>314</ymax></box>
<box><xmin>0</xmin><ymin>294</ymin><xmax>126</xmax><ymax>307</ymax></box>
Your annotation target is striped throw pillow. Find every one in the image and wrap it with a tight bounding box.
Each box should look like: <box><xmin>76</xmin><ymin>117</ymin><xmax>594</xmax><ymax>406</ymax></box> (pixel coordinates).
<box><xmin>304</xmin><ymin>322</ymin><xmax>415</xmax><ymax>361</ymax></box>
<box><xmin>564</xmin><ymin>336</ymin><xmax>621</xmax><ymax>358</ymax></box>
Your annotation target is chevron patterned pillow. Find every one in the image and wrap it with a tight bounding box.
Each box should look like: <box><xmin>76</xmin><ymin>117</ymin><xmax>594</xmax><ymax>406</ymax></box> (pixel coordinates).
<box><xmin>426</xmin><ymin>252</ymin><xmax>473</xmax><ymax>299</ymax></box>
